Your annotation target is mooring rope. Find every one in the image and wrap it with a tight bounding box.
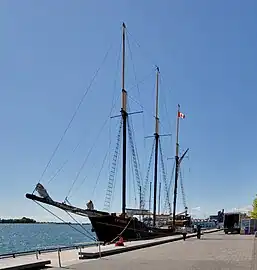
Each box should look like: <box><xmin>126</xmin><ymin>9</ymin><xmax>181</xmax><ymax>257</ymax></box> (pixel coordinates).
<box><xmin>107</xmin><ymin>217</ymin><xmax>134</xmax><ymax>244</ymax></box>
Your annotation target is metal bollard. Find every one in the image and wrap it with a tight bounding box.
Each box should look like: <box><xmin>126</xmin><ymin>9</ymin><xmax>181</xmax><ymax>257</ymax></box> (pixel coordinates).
<box><xmin>98</xmin><ymin>243</ymin><xmax>101</xmax><ymax>259</ymax></box>
<box><xmin>57</xmin><ymin>248</ymin><xmax>61</xmax><ymax>268</ymax></box>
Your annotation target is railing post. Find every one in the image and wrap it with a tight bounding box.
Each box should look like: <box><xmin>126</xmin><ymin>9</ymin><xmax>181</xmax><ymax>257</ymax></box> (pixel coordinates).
<box><xmin>98</xmin><ymin>242</ymin><xmax>101</xmax><ymax>258</ymax></box>
<box><xmin>57</xmin><ymin>248</ymin><xmax>61</xmax><ymax>268</ymax></box>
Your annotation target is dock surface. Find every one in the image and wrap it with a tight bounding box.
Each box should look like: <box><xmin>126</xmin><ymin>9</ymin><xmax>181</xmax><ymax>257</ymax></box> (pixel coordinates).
<box><xmin>49</xmin><ymin>231</ymin><xmax>257</xmax><ymax>270</ymax></box>
<box><xmin>2</xmin><ymin>230</ymin><xmax>255</xmax><ymax>270</ymax></box>
<box><xmin>0</xmin><ymin>257</ymin><xmax>51</xmax><ymax>270</ymax></box>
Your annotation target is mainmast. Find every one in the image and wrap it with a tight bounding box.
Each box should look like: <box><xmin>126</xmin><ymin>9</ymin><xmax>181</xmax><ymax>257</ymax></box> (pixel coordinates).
<box><xmin>121</xmin><ymin>22</ymin><xmax>127</xmax><ymax>216</ymax></box>
<box><xmin>153</xmin><ymin>67</ymin><xmax>160</xmax><ymax>227</ymax></box>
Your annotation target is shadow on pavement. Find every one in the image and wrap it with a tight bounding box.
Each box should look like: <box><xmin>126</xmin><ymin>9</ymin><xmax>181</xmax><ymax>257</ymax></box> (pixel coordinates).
<box><xmin>199</xmin><ymin>237</ymin><xmax>253</xmax><ymax>241</ymax></box>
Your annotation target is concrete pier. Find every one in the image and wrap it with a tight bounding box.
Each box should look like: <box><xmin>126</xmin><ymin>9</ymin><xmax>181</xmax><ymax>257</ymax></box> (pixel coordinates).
<box><xmin>0</xmin><ymin>229</ymin><xmax>217</xmax><ymax>269</ymax></box>
<box><xmin>50</xmin><ymin>231</ymin><xmax>256</xmax><ymax>270</ymax></box>
<box><xmin>2</xmin><ymin>229</ymin><xmax>255</xmax><ymax>269</ymax></box>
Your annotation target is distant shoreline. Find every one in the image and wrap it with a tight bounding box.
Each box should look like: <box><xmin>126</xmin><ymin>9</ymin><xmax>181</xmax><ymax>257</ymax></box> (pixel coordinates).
<box><xmin>0</xmin><ymin>222</ymin><xmax>90</xmax><ymax>225</ymax></box>
<box><xmin>0</xmin><ymin>217</ymin><xmax>90</xmax><ymax>225</ymax></box>
<box><xmin>38</xmin><ymin>222</ymin><xmax>90</xmax><ymax>225</ymax></box>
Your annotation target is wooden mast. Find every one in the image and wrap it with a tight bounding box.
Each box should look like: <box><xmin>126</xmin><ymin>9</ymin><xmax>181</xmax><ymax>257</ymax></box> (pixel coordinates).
<box><xmin>172</xmin><ymin>104</ymin><xmax>180</xmax><ymax>228</ymax></box>
<box><xmin>172</xmin><ymin>105</ymin><xmax>188</xmax><ymax>227</ymax></box>
<box><xmin>149</xmin><ymin>182</ymin><xmax>152</xmax><ymax>212</ymax></box>
<box><xmin>158</xmin><ymin>182</ymin><xmax>161</xmax><ymax>215</ymax></box>
<box><xmin>153</xmin><ymin>67</ymin><xmax>160</xmax><ymax>227</ymax></box>
<box><xmin>121</xmin><ymin>22</ymin><xmax>127</xmax><ymax>216</ymax></box>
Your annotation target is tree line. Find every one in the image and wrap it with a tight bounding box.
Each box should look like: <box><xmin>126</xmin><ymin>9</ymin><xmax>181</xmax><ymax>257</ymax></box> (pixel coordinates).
<box><xmin>0</xmin><ymin>217</ymin><xmax>36</xmax><ymax>223</ymax></box>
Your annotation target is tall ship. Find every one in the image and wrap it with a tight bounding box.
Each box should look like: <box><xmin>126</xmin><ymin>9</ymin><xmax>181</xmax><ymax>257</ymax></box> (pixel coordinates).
<box><xmin>26</xmin><ymin>23</ymin><xmax>191</xmax><ymax>244</ymax></box>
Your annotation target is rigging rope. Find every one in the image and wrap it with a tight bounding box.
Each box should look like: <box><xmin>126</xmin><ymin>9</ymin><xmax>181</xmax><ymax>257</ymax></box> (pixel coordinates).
<box><xmin>159</xmin><ymin>139</ymin><xmax>172</xmax><ymax>214</ymax></box>
<box><xmin>92</xmin><ymin>150</ymin><xmax>109</xmax><ymax>197</ymax></box>
<box><xmin>64</xmin><ymin>210</ymin><xmax>97</xmax><ymax>241</ymax></box>
<box><xmin>65</xmin><ymin>94</ymin><xmax>121</xmax><ymax>200</ymax></box>
<box><xmin>141</xmin><ymin>139</ymin><xmax>155</xmax><ymax>209</ymax></box>
<box><xmin>48</xmin><ymin>162</ymin><xmax>68</xmax><ymax>184</ymax></box>
<box><xmin>159</xmin><ymin>76</ymin><xmax>173</xmax><ymax>130</ymax></box>
<box><xmin>159</xmin><ymin>76</ymin><xmax>173</xmax><ymax>155</ymax></box>
<box><xmin>127</xmin><ymin>94</ymin><xmax>155</xmax><ymax>121</ymax></box>
<box><xmin>107</xmin><ymin>37</ymin><xmax>122</xmax><ymax>178</ymax></box>
<box><xmin>163</xmin><ymin>160</ymin><xmax>175</xmax><ymax>213</ymax></box>
<box><xmin>130</xmin><ymin>153</ymin><xmax>138</xmax><ymax>207</ymax></box>
<box><xmin>34</xmin><ymin>43</ymin><xmax>113</xmax><ymax>192</ymax></box>
<box><xmin>47</xmin><ymin>93</ymin><xmax>117</xmax><ymax>186</ymax></box>
<box><xmin>125</xmin><ymin>30</ymin><xmax>169</xmax><ymax>139</ymax></box>
<box><xmin>127</xmin><ymin>33</ymin><xmax>148</xmax><ymax>197</ymax></box>
<box><xmin>60</xmin><ymin>42</ymin><xmax>122</xmax><ymax>198</ymax></box>
<box><xmin>126</xmin><ymin>32</ymin><xmax>142</xmax><ymax>104</ymax></box>
<box><xmin>127</xmin><ymin>93</ymin><xmax>167</xmax><ymax>133</ymax></box>
<box><xmin>127</xmin><ymin>70</ymin><xmax>155</xmax><ymax>92</ymax></box>
<box><xmin>33</xmin><ymin>201</ymin><xmax>96</xmax><ymax>241</ymax></box>
<box><xmin>70</xmin><ymin>141</ymin><xmax>110</xmax><ymax>200</ymax></box>
<box><xmin>179</xmin><ymin>167</ymin><xmax>187</xmax><ymax>210</ymax></box>
<box><xmin>104</xmin><ymin>119</ymin><xmax>122</xmax><ymax>211</ymax></box>
<box><xmin>126</xmin><ymin>30</ymin><xmax>157</xmax><ymax>71</ymax></box>
<box><xmin>128</xmin><ymin>108</ymin><xmax>143</xmax><ymax>184</ymax></box>
<box><xmin>127</xmin><ymin>117</ymin><xmax>143</xmax><ymax>205</ymax></box>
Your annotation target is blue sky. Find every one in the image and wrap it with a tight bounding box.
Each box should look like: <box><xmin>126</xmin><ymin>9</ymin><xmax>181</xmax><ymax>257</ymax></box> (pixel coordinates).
<box><xmin>1</xmin><ymin>0</ymin><xmax>257</xmax><ymax>222</ymax></box>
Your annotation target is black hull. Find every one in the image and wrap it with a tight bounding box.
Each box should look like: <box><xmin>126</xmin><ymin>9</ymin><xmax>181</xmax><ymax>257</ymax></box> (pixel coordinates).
<box><xmin>25</xmin><ymin>193</ymin><xmax>186</xmax><ymax>244</ymax></box>
<box><xmin>89</xmin><ymin>214</ymin><xmax>178</xmax><ymax>244</ymax></box>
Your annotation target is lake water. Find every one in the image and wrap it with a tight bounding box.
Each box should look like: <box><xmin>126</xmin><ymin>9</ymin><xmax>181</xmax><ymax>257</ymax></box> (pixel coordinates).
<box><xmin>0</xmin><ymin>224</ymin><xmax>95</xmax><ymax>255</ymax></box>
<box><xmin>0</xmin><ymin>221</ymin><xmax>217</xmax><ymax>255</ymax></box>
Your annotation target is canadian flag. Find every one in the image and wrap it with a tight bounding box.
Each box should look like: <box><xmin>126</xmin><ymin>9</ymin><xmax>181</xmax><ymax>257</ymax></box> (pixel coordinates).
<box><xmin>178</xmin><ymin>112</ymin><xmax>185</xmax><ymax>119</ymax></box>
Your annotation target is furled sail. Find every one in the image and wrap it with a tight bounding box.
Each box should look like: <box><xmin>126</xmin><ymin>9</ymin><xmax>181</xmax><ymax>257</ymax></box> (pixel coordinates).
<box><xmin>35</xmin><ymin>183</ymin><xmax>53</xmax><ymax>202</ymax></box>
<box><xmin>86</xmin><ymin>200</ymin><xmax>94</xmax><ymax>210</ymax></box>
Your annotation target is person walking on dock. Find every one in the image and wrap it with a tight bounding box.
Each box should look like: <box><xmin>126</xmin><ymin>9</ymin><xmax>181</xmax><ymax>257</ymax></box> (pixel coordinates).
<box><xmin>182</xmin><ymin>225</ymin><xmax>187</xmax><ymax>241</ymax></box>
<box><xmin>197</xmin><ymin>224</ymin><xmax>201</xmax><ymax>239</ymax></box>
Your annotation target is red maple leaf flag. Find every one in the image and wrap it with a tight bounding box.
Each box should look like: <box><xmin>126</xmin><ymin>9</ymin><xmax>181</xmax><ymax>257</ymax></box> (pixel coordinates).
<box><xmin>178</xmin><ymin>111</ymin><xmax>185</xmax><ymax>119</ymax></box>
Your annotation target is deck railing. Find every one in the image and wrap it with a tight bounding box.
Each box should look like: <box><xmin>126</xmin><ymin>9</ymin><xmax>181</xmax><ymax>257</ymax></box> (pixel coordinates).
<box><xmin>0</xmin><ymin>241</ymin><xmax>103</xmax><ymax>267</ymax></box>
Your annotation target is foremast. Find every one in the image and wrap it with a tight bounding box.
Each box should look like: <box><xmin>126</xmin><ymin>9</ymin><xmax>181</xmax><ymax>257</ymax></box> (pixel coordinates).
<box><xmin>121</xmin><ymin>22</ymin><xmax>127</xmax><ymax>216</ymax></box>
<box><xmin>153</xmin><ymin>67</ymin><xmax>160</xmax><ymax>227</ymax></box>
